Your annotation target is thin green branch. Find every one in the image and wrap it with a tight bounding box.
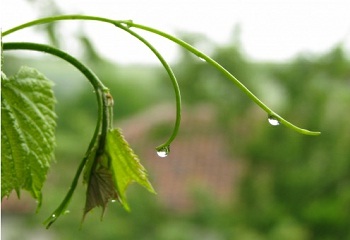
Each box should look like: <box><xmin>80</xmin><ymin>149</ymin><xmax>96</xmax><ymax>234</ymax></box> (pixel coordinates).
<box><xmin>114</xmin><ymin>23</ymin><xmax>182</xmax><ymax>150</ymax></box>
<box><xmin>124</xmin><ymin>22</ymin><xmax>321</xmax><ymax>135</ymax></box>
<box><xmin>2</xmin><ymin>15</ymin><xmax>320</xmax><ymax>137</ymax></box>
<box><xmin>3</xmin><ymin>15</ymin><xmax>184</xmax><ymax>146</ymax></box>
<box><xmin>2</xmin><ymin>15</ymin><xmax>122</xmax><ymax>37</ymax></box>
<box><xmin>2</xmin><ymin>42</ymin><xmax>108</xmax><ymax>227</ymax></box>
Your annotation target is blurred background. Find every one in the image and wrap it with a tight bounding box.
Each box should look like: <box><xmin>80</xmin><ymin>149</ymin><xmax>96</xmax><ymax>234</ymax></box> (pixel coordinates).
<box><xmin>2</xmin><ymin>0</ymin><xmax>350</xmax><ymax>239</ymax></box>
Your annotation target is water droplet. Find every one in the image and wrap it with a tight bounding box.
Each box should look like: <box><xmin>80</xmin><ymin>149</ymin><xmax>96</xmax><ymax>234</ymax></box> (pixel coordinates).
<box><xmin>157</xmin><ymin>146</ymin><xmax>170</xmax><ymax>158</ymax></box>
<box><xmin>52</xmin><ymin>214</ymin><xmax>56</xmax><ymax>218</ymax></box>
<box><xmin>198</xmin><ymin>57</ymin><xmax>206</xmax><ymax>62</ymax></box>
<box><xmin>111</xmin><ymin>199</ymin><xmax>117</xmax><ymax>203</ymax></box>
<box><xmin>268</xmin><ymin>115</ymin><xmax>280</xmax><ymax>126</ymax></box>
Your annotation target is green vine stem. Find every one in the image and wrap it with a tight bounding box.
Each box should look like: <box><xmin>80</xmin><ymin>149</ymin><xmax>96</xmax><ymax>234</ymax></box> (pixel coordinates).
<box><xmin>124</xmin><ymin>22</ymin><xmax>321</xmax><ymax>135</ymax></box>
<box><xmin>3</xmin><ymin>16</ymin><xmax>182</xmax><ymax>149</ymax></box>
<box><xmin>2</xmin><ymin>14</ymin><xmax>320</xmax><ymax>135</ymax></box>
<box><xmin>114</xmin><ymin>23</ymin><xmax>181</xmax><ymax>151</ymax></box>
<box><xmin>2</xmin><ymin>15</ymin><xmax>119</xmax><ymax>37</ymax></box>
<box><xmin>2</xmin><ymin>42</ymin><xmax>109</xmax><ymax>227</ymax></box>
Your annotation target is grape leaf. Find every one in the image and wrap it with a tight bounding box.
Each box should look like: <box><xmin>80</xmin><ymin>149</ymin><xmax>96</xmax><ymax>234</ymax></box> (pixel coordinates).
<box><xmin>83</xmin><ymin>128</ymin><xmax>155</xmax><ymax>218</ymax></box>
<box><xmin>83</xmin><ymin>146</ymin><xmax>120</xmax><ymax>219</ymax></box>
<box><xmin>106</xmin><ymin>128</ymin><xmax>155</xmax><ymax>209</ymax></box>
<box><xmin>1</xmin><ymin>67</ymin><xmax>56</xmax><ymax>207</ymax></box>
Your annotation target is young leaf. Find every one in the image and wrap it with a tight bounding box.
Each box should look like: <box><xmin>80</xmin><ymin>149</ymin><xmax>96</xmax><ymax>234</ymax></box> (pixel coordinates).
<box><xmin>106</xmin><ymin>128</ymin><xmax>156</xmax><ymax>210</ymax></box>
<box><xmin>1</xmin><ymin>67</ymin><xmax>56</xmax><ymax>207</ymax></box>
<box><xmin>83</xmin><ymin>147</ymin><xmax>120</xmax><ymax>219</ymax></box>
<box><xmin>83</xmin><ymin>128</ymin><xmax>155</xmax><ymax>219</ymax></box>
<box><xmin>84</xmin><ymin>164</ymin><xmax>119</xmax><ymax>217</ymax></box>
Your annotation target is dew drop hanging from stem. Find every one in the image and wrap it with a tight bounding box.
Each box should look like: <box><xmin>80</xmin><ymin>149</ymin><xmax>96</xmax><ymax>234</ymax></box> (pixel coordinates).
<box><xmin>268</xmin><ymin>115</ymin><xmax>280</xmax><ymax>126</ymax></box>
<box><xmin>157</xmin><ymin>146</ymin><xmax>170</xmax><ymax>158</ymax></box>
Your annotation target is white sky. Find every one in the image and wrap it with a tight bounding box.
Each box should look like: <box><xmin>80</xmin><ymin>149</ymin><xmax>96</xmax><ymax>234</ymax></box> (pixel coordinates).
<box><xmin>2</xmin><ymin>0</ymin><xmax>350</xmax><ymax>63</ymax></box>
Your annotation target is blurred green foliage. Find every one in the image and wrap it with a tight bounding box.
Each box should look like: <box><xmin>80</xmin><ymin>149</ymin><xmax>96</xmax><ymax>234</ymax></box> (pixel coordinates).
<box><xmin>2</xmin><ymin>32</ymin><xmax>350</xmax><ymax>240</ymax></box>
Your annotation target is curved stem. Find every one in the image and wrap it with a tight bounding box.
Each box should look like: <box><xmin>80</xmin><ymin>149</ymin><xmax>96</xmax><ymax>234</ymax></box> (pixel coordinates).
<box><xmin>2</xmin><ymin>15</ymin><xmax>124</xmax><ymax>37</ymax></box>
<box><xmin>114</xmin><ymin>23</ymin><xmax>182</xmax><ymax>150</ymax></box>
<box><xmin>3</xmin><ymin>15</ymin><xmax>184</xmax><ymax>145</ymax></box>
<box><xmin>2</xmin><ymin>42</ymin><xmax>108</xmax><ymax>227</ymax></box>
<box><xmin>124</xmin><ymin>22</ymin><xmax>321</xmax><ymax>135</ymax></box>
<box><xmin>3</xmin><ymin>14</ymin><xmax>320</xmax><ymax>135</ymax></box>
